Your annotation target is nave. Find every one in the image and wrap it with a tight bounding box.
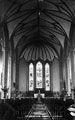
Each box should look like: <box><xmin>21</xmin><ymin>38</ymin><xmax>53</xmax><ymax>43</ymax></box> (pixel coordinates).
<box><xmin>0</xmin><ymin>0</ymin><xmax>75</xmax><ymax>120</ymax></box>
<box><xmin>0</xmin><ymin>97</ymin><xmax>73</xmax><ymax>120</ymax></box>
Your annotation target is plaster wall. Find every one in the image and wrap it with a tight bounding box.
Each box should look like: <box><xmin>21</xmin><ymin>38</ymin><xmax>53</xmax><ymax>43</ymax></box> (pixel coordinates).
<box><xmin>52</xmin><ymin>58</ymin><xmax>60</xmax><ymax>92</ymax></box>
<box><xmin>19</xmin><ymin>58</ymin><xmax>60</xmax><ymax>92</ymax></box>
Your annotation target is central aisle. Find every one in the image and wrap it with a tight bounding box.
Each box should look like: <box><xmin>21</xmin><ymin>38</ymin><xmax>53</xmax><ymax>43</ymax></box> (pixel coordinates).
<box><xmin>26</xmin><ymin>99</ymin><xmax>54</xmax><ymax>120</ymax></box>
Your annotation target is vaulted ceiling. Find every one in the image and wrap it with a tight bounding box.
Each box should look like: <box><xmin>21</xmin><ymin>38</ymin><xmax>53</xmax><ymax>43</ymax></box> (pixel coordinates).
<box><xmin>0</xmin><ymin>0</ymin><xmax>75</xmax><ymax>61</ymax></box>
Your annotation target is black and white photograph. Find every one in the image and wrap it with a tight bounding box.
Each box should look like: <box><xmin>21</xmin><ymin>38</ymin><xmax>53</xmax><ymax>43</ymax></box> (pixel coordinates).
<box><xmin>0</xmin><ymin>0</ymin><xmax>75</xmax><ymax>120</ymax></box>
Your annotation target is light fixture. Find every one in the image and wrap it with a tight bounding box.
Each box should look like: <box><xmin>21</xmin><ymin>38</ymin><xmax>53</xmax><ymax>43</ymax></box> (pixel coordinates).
<box><xmin>38</xmin><ymin>12</ymin><xmax>40</xmax><ymax>15</ymax></box>
<box><xmin>70</xmin><ymin>112</ymin><xmax>75</xmax><ymax>117</ymax></box>
<box><xmin>68</xmin><ymin>103</ymin><xmax>75</xmax><ymax>117</ymax></box>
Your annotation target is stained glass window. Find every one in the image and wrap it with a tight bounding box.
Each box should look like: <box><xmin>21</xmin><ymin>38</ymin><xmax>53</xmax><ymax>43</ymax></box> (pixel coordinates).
<box><xmin>29</xmin><ymin>62</ymin><xmax>50</xmax><ymax>91</ymax></box>
<box><xmin>45</xmin><ymin>63</ymin><xmax>50</xmax><ymax>91</ymax></box>
<box><xmin>29</xmin><ymin>63</ymin><xmax>34</xmax><ymax>91</ymax></box>
<box><xmin>36</xmin><ymin>62</ymin><xmax>42</xmax><ymax>88</ymax></box>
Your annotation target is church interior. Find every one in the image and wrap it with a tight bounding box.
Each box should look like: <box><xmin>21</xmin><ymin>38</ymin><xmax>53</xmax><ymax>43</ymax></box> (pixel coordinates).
<box><xmin>0</xmin><ymin>0</ymin><xmax>75</xmax><ymax>120</ymax></box>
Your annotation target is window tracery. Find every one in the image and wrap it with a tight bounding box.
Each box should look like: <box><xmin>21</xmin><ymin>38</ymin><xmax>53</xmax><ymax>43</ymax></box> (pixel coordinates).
<box><xmin>36</xmin><ymin>62</ymin><xmax>43</xmax><ymax>88</ymax></box>
<box><xmin>45</xmin><ymin>63</ymin><xmax>50</xmax><ymax>91</ymax></box>
<box><xmin>29</xmin><ymin>61</ymin><xmax>50</xmax><ymax>91</ymax></box>
<box><xmin>29</xmin><ymin>63</ymin><xmax>34</xmax><ymax>91</ymax></box>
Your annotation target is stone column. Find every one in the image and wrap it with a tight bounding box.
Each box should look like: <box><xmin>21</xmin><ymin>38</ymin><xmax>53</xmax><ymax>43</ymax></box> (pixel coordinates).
<box><xmin>43</xmin><ymin>62</ymin><xmax>45</xmax><ymax>89</ymax></box>
<box><xmin>34</xmin><ymin>62</ymin><xmax>36</xmax><ymax>90</ymax></box>
<box><xmin>7</xmin><ymin>55</ymin><xmax>11</xmax><ymax>98</ymax></box>
<box><xmin>4</xmin><ymin>47</ymin><xmax>8</xmax><ymax>88</ymax></box>
<box><xmin>50</xmin><ymin>62</ymin><xmax>53</xmax><ymax>91</ymax></box>
<box><xmin>62</xmin><ymin>58</ymin><xmax>67</xmax><ymax>90</ymax></box>
<box><xmin>26</xmin><ymin>61</ymin><xmax>29</xmax><ymax>92</ymax></box>
<box><xmin>62</xmin><ymin>55</ymin><xmax>72</xmax><ymax>96</ymax></box>
<box><xmin>67</xmin><ymin>56</ymin><xmax>71</xmax><ymax>96</ymax></box>
<box><xmin>1</xmin><ymin>46</ymin><xmax>8</xmax><ymax>99</ymax></box>
<box><xmin>13</xmin><ymin>61</ymin><xmax>16</xmax><ymax>85</ymax></box>
<box><xmin>71</xmin><ymin>50</ymin><xmax>75</xmax><ymax>86</ymax></box>
<box><xmin>59</xmin><ymin>58</ymin><xmax>64</xmax><ymax>92</ymax></box>
<box><xmin>71</xmin><ymin>50</ymin><xmax>75</xmax><ymax>99</ymax></box>
<box><xmin>15</xmin><ymin>48</ymin><xmax>19</xmax><ymax>90</ymax></box>
<box><xmin>1</xmin><ymin>47</ymin><xmax>5</xmax><ymax>98</ymax></box>
<box><xmin>64</xmin><ymin>57</ymin><xmax>69</xmax><ymax>93</ymax></box>
<box><xmin>1</xmin><ymin>21</ymin><xmax>9</xmax><ymax>99</ymax></box>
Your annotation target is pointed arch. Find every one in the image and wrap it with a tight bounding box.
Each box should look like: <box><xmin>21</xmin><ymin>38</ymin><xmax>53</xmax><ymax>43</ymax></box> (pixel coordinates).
<box><xmin>36</xmin><ymin>61</ymin><xmax>43</xmax><ymax>88</ymax></box>
<box><xmin>45</xmin><ymin>63</ymin><xmax>50</xmax><ymax>91</ymax></box>
<box><xmin>29</xmin><ymin>63</ymin><xmax>34</xmax><ymax>91</ymax></box>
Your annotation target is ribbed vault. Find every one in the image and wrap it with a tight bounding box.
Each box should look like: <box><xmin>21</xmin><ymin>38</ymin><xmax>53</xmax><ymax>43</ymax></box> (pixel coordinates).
<box><xmin>0</xmin><ymin>0</ymin><xmax>75</xmax><ymax>61</ymax></box>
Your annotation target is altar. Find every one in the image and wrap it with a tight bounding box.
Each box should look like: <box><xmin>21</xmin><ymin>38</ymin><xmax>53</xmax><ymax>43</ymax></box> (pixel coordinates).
<box><xmin>34</xmin><ymin>89</ymin><xmax>45</xmax><ymax>98</ymax></box>
<box><xmin>34</xmin><ymin>93</ymin><xmax>45</xmax><ymax>98</ymax></box>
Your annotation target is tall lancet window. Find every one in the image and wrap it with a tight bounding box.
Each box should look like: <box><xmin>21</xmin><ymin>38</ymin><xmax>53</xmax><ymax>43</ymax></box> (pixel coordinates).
<box><xmin>29</xmin><ymin>63</ymin><xmax>34</xmax><ymax>91</ymax></box>
<box><xmin>36</xmin><ymin>62</ymin><xmax>43</xmax><ymax>88</ymax></box>
<box><xmin>45</xmin><ymin>63</ymin><xmax>50</xmax><ymax>91</ymax></box>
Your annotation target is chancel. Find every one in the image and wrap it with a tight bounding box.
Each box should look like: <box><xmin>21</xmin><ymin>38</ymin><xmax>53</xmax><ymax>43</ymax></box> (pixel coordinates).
<box><xmin>0</xmin><ymin>0</ymin><xmax>75</xmax><ymax>120</ymax></box>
